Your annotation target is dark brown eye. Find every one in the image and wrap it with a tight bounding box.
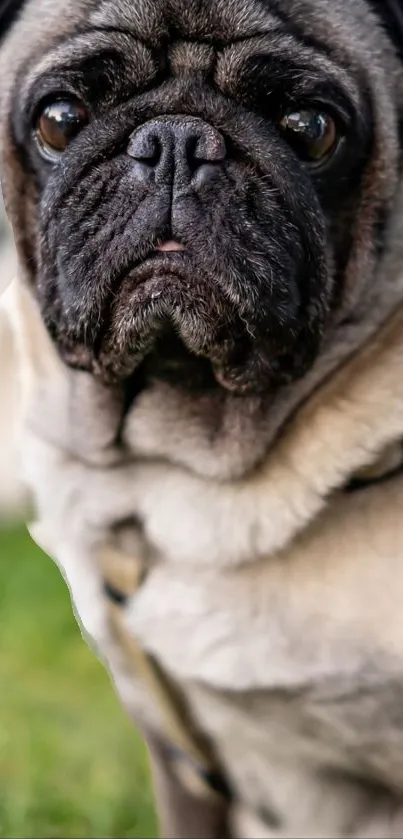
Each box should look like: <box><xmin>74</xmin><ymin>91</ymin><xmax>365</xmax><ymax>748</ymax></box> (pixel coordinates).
<box><xmin>36</xmin><ymin>97</ymin><xmax>89</xmax><ymax>159</ymax></box>
<box><xmin>279</xmin><ymin>108</ymin><xmax>338</xmax><ymax>165</ymax></box>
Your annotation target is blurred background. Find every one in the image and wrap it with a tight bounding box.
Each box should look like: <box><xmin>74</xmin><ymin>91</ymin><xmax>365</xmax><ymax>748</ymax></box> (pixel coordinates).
<box><xmin>0</xmin><ymin>201</ymin><xmax>156</xmax><ymax>838</ymax></box>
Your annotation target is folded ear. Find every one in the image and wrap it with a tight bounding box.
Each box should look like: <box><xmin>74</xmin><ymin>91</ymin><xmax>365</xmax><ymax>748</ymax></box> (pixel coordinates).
<box><xmin>0</xmin><ymin>0</ymin><xmax>26</xmax><ymax>45</ymax></box>
<box><xmin>3</xmin><ymin>278</ymin><xmax>125</xmax><ymax>467</ymax></box>
<box><xmin>369</xmin><ymin>0</ymin><xmax>403</xmax><ymax>60</ymax></box>
<box><xmin>4</xmin><ymin>278</ymin><xmax>69</xmax><ymax>398</ymax></box>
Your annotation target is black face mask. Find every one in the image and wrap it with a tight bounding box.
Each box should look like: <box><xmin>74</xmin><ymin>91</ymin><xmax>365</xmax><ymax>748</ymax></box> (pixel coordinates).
<box><xmin>369</xmin><ymin>0</ymin><xmax>403</xmax><ymax>59</ymax></box>
<box><xmin>0</xmin><ymin>0</ymin><xmax>26</xmax><ymax>44</ymax></box>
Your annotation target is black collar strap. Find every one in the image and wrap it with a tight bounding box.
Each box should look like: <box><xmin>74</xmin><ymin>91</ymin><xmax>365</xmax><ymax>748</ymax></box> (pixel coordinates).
<box><xmin>345</xmin><ymin>441</ymin><xmax>403</xmax><ymax>493</ymax></box>
<box><xmin>369</xmin><ymin>0</ymin><xmax>403</xmax><ymax>60</ymax></box>
<box><xmin>0</xmin><ymin>0</ymin><xmax>26</xmax><ymax>45</ymax></box>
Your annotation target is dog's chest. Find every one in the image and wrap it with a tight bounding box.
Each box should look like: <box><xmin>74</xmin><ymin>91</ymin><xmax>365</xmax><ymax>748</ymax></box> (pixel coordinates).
<box><xmin>126</xmin><ymin>550</ymin><xmax>403</xmax><ymax>835</ymax></box>
<box><xmin>101</xmin><ymin>559</ymin><xmax>403</xmax><ymax>837</ymax></box>
<box><xmin>59</xmin><ymin>477</ymin><xmax>403</xmax><ymax>835</ymax></box>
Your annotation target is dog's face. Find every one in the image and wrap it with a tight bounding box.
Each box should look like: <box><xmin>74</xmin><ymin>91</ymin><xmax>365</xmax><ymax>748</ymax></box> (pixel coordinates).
<box><xmin>2</xmin><ymin>0</ymin><xmax>401</xmax><ymax>402</ymax></box>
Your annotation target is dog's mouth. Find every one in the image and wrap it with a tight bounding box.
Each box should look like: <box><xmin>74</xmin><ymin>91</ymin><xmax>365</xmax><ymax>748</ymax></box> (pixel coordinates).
<box><xmin>104</xmin><ymin>256</ymin><xmax>255</xmax><ymax>395</ymax></box>
<box><xmin>118</xmin><ymin>247</ymin><xmax>225</xmax><ymax>407</ymax></box>
<box><xmin>49</xmin><ymin>192</ymin><xmax>327</xmax><ymax>397</ymax></box>
<box><xmin>123</xmin><ymin>327</ymin><xmax>218</xmax><ymax>412</ymax></box>
<box><xmin>88</xmin><ymin>248</ymin><xmax>251</xmax><ymax>390</ymax></box>
<box><xmin>56</xmin><ymin>242</ymin><xmax>318</xmax><ymax>398</ymax></box>
<box><xmin>130</xmin><ymin>239</ymin><xmax>192</xmax><ymax>278</ymax></box>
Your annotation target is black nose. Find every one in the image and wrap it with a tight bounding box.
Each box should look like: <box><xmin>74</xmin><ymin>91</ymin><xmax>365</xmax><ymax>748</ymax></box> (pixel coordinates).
<box><xmin>127</xmin><ymin>117</ymin><xmax>227</xmax><ymax>191</ymax></box>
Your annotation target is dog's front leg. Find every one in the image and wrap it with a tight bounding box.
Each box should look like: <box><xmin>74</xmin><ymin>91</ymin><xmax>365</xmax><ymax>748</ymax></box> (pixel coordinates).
<box><xmin>144</xmin><ymin>729</ymin><xmax>232</xmax><ymax>839</ymax></box>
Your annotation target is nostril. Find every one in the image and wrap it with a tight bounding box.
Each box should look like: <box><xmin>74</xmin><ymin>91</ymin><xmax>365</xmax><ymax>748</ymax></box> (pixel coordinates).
<box><xmin>127</xmin><ymin>130</ymin><xmax>162</xmax><ymax>166</ymax></box>
<box><xmin>184</xmin><ymin>130</ymin><xmax>227</xmax><ymax>188</ymax></box>
<box><xmin>127</xmin><ymin>118</ymin><xmax>226</xmax><ymax>188</ymax></box>
<box><xmin>185</xmin><ymin>132</ymin><xmax>227</xmax><ymax>174</ymax></box>
<box><xmin>193</xmin><ymin>130</ymin><xmax>227</xmax><ymax>165</ymax></box>
<box><xmin>185</xmin><ymin>136</ymin><xmax>200</xmax><ymax>172</ymax></box>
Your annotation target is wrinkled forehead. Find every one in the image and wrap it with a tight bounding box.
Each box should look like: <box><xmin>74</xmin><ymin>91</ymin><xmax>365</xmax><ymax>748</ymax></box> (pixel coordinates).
<box><xmin>0</xmin><ymin>0</ymin><xmax>397</xmax><ymax>127</ymax></box>
<box><xmin>90</xmin><ymin>0</ymin><xmax>402</xmax><ymax>46</ymax></box>
<box><xmin>4</xmin><ymin>0</ymin><xmax>279</xmax><ymax>60</ymax></box>
<box><xmin>0</xmin><ymin>0</ymin><xmax>287</xmax><ymax>113</ymax></box>
<box><xmin>0</xmin><ymin>0</ymin><xmax>272</xmax><ymax>121</ymax></box>
<box><xmin>92</xmin><ymin>0</ymin><xmax>273</xmax><ymax>42</ymax></box>
<box><xmin>0</xmin><ymin>0</ymin><xmax>387</xmax><ymax>85</ymax></box>
<box><xmin>0</xmin><ymin>0</ymin><xmax>396</xmax><ymax>74</ymax></box>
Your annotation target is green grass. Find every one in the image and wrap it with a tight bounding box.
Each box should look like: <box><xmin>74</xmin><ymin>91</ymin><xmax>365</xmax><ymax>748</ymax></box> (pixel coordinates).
<box><xmin>0</xmin><ymin>524</ymin><xmax>157</xmax><ymax>839</ymax></box>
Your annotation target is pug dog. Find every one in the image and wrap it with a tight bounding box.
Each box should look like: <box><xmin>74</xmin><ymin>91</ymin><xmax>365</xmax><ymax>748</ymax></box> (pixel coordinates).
<box><xmin>3</xmin><ymin>0</ymin><xmax>403</xmax><ymax>837</ymax></box>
